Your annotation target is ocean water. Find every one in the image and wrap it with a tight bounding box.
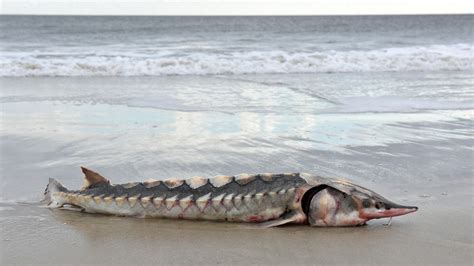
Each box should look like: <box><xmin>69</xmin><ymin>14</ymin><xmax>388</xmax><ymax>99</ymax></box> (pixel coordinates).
<box><xmin>0</xmin><ymin>15</ymin><xmax>472</xmax><ymax>76</ymax></box>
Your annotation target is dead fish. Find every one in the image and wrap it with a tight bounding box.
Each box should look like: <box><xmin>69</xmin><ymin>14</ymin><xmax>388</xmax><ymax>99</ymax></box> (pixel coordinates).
<box><xmin>43</xmin><ymin>167</ymin><xmax>418</xmax><ymax>227</ymax></box>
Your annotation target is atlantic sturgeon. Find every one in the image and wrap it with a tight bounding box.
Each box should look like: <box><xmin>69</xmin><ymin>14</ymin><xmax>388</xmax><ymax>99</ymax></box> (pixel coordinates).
<box><xmin>43</xmin><ymin>167</ymin><xmax>418</xmax><ymax>227</ymax></box>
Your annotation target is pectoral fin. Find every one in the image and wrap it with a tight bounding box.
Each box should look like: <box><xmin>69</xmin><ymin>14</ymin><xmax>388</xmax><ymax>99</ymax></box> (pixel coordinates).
<box><xmin>256</xmin><ymin>211</ymin><xmax>302</xmax><ymax>228</ymax></box>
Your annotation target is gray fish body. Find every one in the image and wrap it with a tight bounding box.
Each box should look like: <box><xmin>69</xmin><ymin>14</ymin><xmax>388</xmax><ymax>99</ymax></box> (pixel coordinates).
<box><xmin>47</xmin><ymin>172</ymin><xmax>310</xmax><ymax>223</ymax></box>
<box><xmin>44</xmin><ymin>168</ymin><xmax>418</xmax><ymax>227</ymax></box>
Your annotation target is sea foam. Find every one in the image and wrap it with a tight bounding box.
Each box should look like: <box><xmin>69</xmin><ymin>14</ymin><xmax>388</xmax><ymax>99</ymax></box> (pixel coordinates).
<box><xmin>0</xmin><ymin>44</ymin><xmax>471</xmax><ymax>77</ymax></box>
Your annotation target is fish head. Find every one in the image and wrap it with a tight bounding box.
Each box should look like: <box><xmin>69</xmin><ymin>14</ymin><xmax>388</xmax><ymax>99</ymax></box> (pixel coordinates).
<box><xmin>356</xmin><ymin>192</ymin><xmax>418</xmax><ymax>221</ymax></box>
<box><xmin>305</xmin><ymin>181</ymin><xmax>418</xmax><ymax>226</ymax></box>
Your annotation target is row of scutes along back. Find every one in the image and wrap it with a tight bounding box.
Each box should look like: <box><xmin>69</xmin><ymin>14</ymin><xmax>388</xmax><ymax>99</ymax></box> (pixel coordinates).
<box><xmin>139</xmin><ymin>172</ymin><xmax>300</xmax><ymax>190</ymax></box>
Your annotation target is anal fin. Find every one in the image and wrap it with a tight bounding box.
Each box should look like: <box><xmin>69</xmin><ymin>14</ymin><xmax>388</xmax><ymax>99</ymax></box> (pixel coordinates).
<box><xmin>61</xmin><ymin>204</ymin><xmax>85</xmax><ymax>212</ymax></box>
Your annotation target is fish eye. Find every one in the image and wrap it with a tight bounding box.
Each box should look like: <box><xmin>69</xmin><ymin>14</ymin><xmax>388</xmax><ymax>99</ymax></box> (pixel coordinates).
<box><xmin>362</xmin><ymin>199</ymin><xmax>371</xmax><ymax>208</ymax></box>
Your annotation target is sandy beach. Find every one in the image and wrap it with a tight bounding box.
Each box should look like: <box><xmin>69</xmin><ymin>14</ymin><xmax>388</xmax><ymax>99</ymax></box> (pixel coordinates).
<box><xmin>0</xmin><ymin>200</ymin><xmax>471</xmax><ymax>265</ymax></box>
<box><xmin>1</xmin><ymin>74</ymin><xmax>473</xmax><ymax>265</ymax></box>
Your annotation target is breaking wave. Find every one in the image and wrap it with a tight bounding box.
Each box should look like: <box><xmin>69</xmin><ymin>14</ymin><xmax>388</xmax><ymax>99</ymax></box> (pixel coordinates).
<box><xmin>0</xmin><ymin>44</ymin><xmax>472</xmax><ymax>76</ymax></box>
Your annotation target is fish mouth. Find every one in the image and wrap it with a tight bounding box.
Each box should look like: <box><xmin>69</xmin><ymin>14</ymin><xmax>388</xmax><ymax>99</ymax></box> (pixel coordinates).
<box><xmin>361</xmin><ymin>203</ymin><xmax>418</xmax><ymax>219</ymax></box>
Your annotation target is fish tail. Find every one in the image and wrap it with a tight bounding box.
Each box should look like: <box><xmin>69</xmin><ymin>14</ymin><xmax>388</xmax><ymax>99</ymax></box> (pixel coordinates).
<box><xmin>42</xmin><ymin>178</ymin><xmax>68</xmax><ymax>208</ymax></box>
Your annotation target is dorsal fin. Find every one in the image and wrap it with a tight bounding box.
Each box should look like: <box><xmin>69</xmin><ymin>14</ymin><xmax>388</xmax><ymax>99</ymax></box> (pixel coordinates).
<box><xmin>81</xmin><ymin>167</ymin><xmax>109</xmax><ymax>189</ymax></box>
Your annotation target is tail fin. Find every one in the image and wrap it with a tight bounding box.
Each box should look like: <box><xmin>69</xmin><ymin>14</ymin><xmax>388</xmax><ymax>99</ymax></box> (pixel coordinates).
<box><xmin>42</xmin><ymin>178</ymin><xmax>68</xmax><ymax>208</ymax></box>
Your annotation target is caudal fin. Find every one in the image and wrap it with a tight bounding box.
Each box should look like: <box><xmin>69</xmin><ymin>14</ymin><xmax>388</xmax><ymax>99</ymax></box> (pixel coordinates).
<box><xmin>42</xmin><ymin>178</ymin><xmax>68</xmax><ymax>208</ymax></box>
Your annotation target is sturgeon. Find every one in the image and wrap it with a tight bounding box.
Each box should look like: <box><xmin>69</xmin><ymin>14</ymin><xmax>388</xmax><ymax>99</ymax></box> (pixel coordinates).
<box><xmin>43</xmin><ymin>167</ymin><xmax>418</xmax><ymax>227</ymax></box>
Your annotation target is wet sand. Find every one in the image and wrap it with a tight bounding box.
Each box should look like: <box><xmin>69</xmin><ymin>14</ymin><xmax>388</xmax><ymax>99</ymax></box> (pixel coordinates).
<box><xmin>1</xmin><ymin>75</ymin><xmax>473</xmax><ymax>265</ymax></box>
<box><xmin>0</xmin><ymin>201</ymin><xmax>472</xmax><ymax>265</ymax></box>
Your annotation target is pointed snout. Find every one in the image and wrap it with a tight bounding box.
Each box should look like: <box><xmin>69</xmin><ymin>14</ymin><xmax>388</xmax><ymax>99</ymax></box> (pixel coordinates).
<box><xmin>361</xmin><ymin>202</ymin><xmax>418</xmax><ymax>219</ymax></box>
<box><xmin>376</xmin><ymin>205</ymin><xmax>418</xmax><ymax>218</ymax></box>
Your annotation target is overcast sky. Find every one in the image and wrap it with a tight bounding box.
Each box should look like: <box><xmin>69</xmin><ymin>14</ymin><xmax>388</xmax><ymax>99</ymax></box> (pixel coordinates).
<box><xmin>1</xmin><ymin>0</ymin><xmax>472</xmax><ymax>15</ymax></box>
